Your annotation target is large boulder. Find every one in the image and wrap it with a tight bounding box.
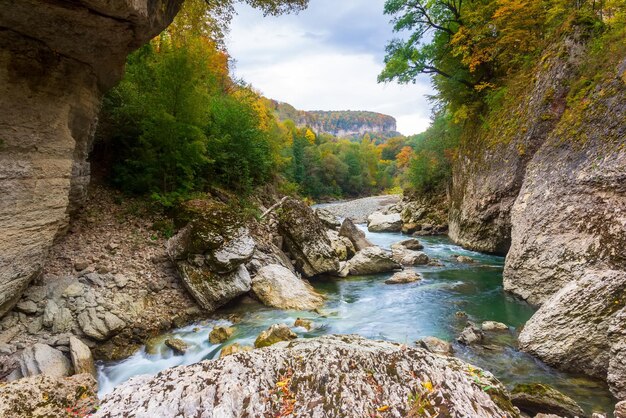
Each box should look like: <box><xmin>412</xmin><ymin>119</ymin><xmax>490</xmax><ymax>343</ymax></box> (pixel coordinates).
<box><xmin>326</xmin><ymin>229</ymin><xmax>355</xmax><ymax>261</ymax></box>
<box><xmin>315</xmin><ymin>208</ymin><xmax>341</xmax><ymax>229</ymax></box>
<box><xmin>338</xmin><ymin>218</ymin><xmax>374</xmax><ymax>252</ymax></box>
<box><xmin>367</xmin><ymin>211</ymin><xmax>402</xmax><ymax>232</ymax></box>
<box><xmin>0</xmin><ymin>373</ymin><xmax>98</xmax><ymax>418</ymax></box>
<box><xmin>251</xmin><ymin>264</ymin><xmax>324</xmax><ymax>311</ymax></box>
<box><xmin>96</xmin><ymin>335</ymin><xmax>518</xmax><ymax>417</ymax></box>
<box><xmin>392</xmin><ymin>247</ymin><xmax>430</xmax><ymax>266</ymax></box>
<box><xmin>15</xmin><ymin>343</ymin><xmax>72</xmax><ymax>379</ymax></box>
<box><xmin>347</xmin><ymin>247</ymin><xmax>402</xmax><ymax>276</ymax></box>
<box><xmin>518</xmin><ymin>269</ymin><xmax>626</xmax><ymax>398</ymax></box>
<box><xmin>69</xmin><ymin>336</ymin><xmax>95</xmax><ymax>377</ymax></box>
<box><xmin>0</xmin><ymin>0</ymin><xmax>183</xmax><ymax>318</ymax></box>
<box><xmin>277</xmin><ymin>198</ymin><xmax>340</xmax><ymax>277</ymax></box>
<box><xmin>167</xmin><ymin>200</ymin><xmax>255</xmax><ymax>312</ymax></box>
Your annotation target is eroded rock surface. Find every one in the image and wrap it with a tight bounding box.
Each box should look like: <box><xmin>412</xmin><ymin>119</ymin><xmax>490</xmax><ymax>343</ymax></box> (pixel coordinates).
<box><xmin>0</xmin><ymin>0</ymin><xmax>183</xmax><ymax>318</ymax></box>
<box><xmin>277</xmin><ymin>198</ymin><xmax>340</xmax><ymax>277</ymax></box>
<box><xmin>96</xmin><ymin>335</ymin><xmax>518</xmax><ymax>418</ymax></box>
<box><xmin>338</xmin><ymin>218</ymin><xmax>374</xmax><ymax>252</ymax></box>
<box><xmin>251</xmin><ymin>264</ymin><xmax>324</xmax><ymax>311</ymax></box>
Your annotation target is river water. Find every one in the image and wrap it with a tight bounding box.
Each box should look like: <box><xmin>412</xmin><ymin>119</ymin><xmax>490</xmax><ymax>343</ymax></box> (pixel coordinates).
<box><xmin>97</xmin><ymin>225</ymin><xmax>616</xmax><ymax>415</ymax></box>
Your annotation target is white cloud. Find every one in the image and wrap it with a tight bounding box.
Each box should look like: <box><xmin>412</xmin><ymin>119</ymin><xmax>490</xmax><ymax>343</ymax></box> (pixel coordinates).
<box><xmin>226</xmin><ymin>0</ymin><xmax>435</xmax><ymax>136</ymax></box>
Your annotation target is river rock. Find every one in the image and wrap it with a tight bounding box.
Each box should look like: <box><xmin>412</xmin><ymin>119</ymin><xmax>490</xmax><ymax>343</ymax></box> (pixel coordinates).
<box><xmin>315</xmin><ymin>208</ymin><xmax>341</xmax><ymax>229</ymax></box>
<box><xmin>18</xmin><ymin>343</ymin><xmax>71</xmax><ymax>378</ymax></box>
<box><xmin>510</xmin><ymin>383</ymin><xmax>585</xmax><ymax>418</ymax></box>
<box><xmin>294</xmin><ymin>318</ymin><xmax>313</xmax><ymax>330</ymax></box>
<box><xmin>165</xmin><ymin>338</ymin><xmax>188</xmax><ymax>355</ymax></box>
<box><xmin>209</xmin><ymin>326</ymin><xmax>235</xmax><ymax>344</ymax></box>
<box><xmin>77</xmin><ymin>308</ymin><xmax>125</xmax><ymax>341</ymax></box>
<box><xmin>96</xmin><ymin>335</ymin><xmax>518</xmax><ymax>418</ymax></box>
<box><xmin>392</xmin><ymin>248</ymin><xmax>430</xmax><ymax>266</ymax></box>
<box><xmin>519</xmin><ymin>269</ymin><xmax>626</xmax><ymax>398</ymax></box>
<box><xmin>385</xmin><ymin>271</ymin><xmax>421</xmax><ymax>285</ymax></box>
<box><xmin>69</xmin><ymin>336</ymin><xmax>95</xmax><ymax>377</ymax></box>
<box><xmin>254</xmin><ymin>324</ymin><xmax>297</xmax><ymax>348</ymax></box>
<box><xmin>326</xmin><ymin>229</ymin><xmax>355</xmax><ymax>261</ymax></box>
<box><xmin>347</xmin><ymin>247</ymin><xmax>402</xmax><ymax>276</ymax></box>
<box><xmin>391</xmin><ymin>239</ymin><xmax>424</xmax><ymax>251</ymax></box>
<box><xmin>458</xmin><ymin>322</ymin><xmax>484</xmax><ymax>345</ymax></box>
<box><xmin>452</xmin><ymin>255</ymin><xmax>476</xmax><ymax>264</ymax></box>
<box><xmin>167</xmin><ymin>200</ymin><xmax>257</xmax><ymax>311</ymax></box>
<box><xmin>0</xmin><ymin>373</ymin><xmax>98</xmax><ymax>418</ymax></box>
<box><xmin>219</xmin><ymin>343</ymin><xmax>252</xmax><ymax>359</ymax></box>
<box><xmin>251</xmin><ymin>264</ymin><xmax>324</xmax><ymax>311</ymax></box>
<box><xmin>482</xmin><ymin>321</ymin><xmax>509</xmax><ymax>331</ymax></box>
<box><xmin>277</xmin><ymin>198</ymin><xmax>340</xmax><ymax>277</ymax></box>
<box><xmin>416</xmin><ymin>337</ymin><xmax>453</xmax><ymax>356</ymax></box>
<box><xmin>367</xmin><ymin>211</ymin><xmax>402</xmax><ymax>232</ymax></box>
<box><xmin>339</xmin><ymin>218</ymin><xmax>374</xmax><ymax>251</ymax></box>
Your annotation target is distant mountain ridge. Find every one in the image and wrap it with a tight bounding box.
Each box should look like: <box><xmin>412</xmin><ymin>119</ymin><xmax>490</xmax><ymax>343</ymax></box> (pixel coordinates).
<box><xmin>269</xmin><ymin>100</ymin><xmax>400</xmax><ymax>139</ymax></box>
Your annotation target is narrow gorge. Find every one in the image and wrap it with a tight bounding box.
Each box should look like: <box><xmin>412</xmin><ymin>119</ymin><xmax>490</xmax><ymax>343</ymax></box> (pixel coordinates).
<box><xmin>0</xmin><ymin>1</ymin><xmax>625</xmax><ymax>417</ymax></box>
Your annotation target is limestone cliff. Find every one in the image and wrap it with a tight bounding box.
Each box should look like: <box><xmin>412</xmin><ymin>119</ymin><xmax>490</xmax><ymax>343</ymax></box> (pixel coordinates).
<box><xmin>448</xmin><ymin>27</ymin><xmax>626</xmax><ymax>397</ymax></box>
<box><xmin>0</xmin><ymin>0</ymin><xmax>182</xmax><ymax>317</ymax></box>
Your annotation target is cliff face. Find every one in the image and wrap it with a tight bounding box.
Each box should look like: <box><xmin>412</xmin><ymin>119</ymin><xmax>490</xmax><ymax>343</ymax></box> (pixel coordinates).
<box><xmin>272</xmin><ymin>101</ymin><xmax>399</xmax><ymax>138</ymax></box>
<box><xmin>0</xmin><ymin>0</ymin><xmax>182</xmax><ymax>317</ymax></box>
<box><xmin>449</xmin><ymin>29</ymin><xmax>626</xmax><ymax>397</ymax></box>
<box><xmin>448</xmin><ymin>35</ymin><xmax>585</xmax><ymax>255</ymax></box>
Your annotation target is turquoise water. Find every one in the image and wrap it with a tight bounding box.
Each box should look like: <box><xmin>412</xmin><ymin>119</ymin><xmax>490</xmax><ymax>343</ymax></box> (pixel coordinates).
<box><xmin>98</xmin><ymin>226</ymin><xmax>616</xmax><ymax>415</ymax></box>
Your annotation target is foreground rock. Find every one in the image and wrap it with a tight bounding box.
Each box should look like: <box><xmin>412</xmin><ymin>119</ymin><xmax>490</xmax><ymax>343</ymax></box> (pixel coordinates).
<box><xmin>13</xmin><ymin>343</ymin><xmax>71</xmax><ymax>379</ymax></box>
<box><xmin>347</xmin><ymin>247</ymin><xmax>402</xmax><ymax>276</ymax></box>
<box><xmin>96</xmin><ymin>335</ymin><xmax>518</xmax><ymax>417</ymax></box>
<box><xmin>385</xmin><ymin>271</ymin><xmax>421</xmax><ymax>285</ymax></box>
<box><xmin>367</xmin><ymin>211</ymin><xmax>402</xmax><ymax>232</ymax></box>
<box><xmin>167</xmin><ymin>200</ymin><xmax>255</xmax><ymax>312</ymax></box>
<box><xmin>277</xmin><ymin>198</ymin><xmax>340</xmax><ymax>277</ymax></box>
<box><xmin>69</xmin><ymin>336</ymin><xmax>95</xmax><ymax>376</ymax></box>
<box><xmin>458</xmin><ymin>323</ymin><xmax>484</xmax><ymax>346</ymax></box>
<box><xmin>510</xmin><ymin>383</ymin><xmax>585</xmax><ymax>418</ymax></box>
<box><xmin>164</xmin><ymin>338</ymin><xmax>188</xmax><ymax>355</ymax></box>
<box><xmin>251</xmin><ymin>264</ymin><xmax>324</xmax><ymax>311</ymax></box>
<box><xmin>315</xmin><ymin>208</ymin><xmax>341</xmax><ymax>229</ymax></box>
<box><xmin>326</xmin><ymin>230</ymin><xmax>355</xmax><ymax>261</ymax></box>
<box><xmin>0</xmin><ymin>373</ymin><xmax>98</xmax><ymax>418</ymax></box>
<box><xmin>254</xmin><ymin>324</ymin><xmax>297</xmax><ymax>348</ymax></box>
<box><xmin>338</xmin><ymin>218</ymin><xmax>374</xmax><ymax>252</ymax></box>
<box><xmin>0</xmin><ymin>0</ymin><xmax>183</xmax><ymax>318</ymax></box>
<box><xmin>519</xmin><ymin>269</ymin><xmax>626</xmax><ymax>398</ymax></box>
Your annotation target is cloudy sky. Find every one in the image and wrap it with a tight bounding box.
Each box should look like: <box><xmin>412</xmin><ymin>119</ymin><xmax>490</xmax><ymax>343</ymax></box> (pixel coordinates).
<box><xmin>226</xmin><ymin>0</ymin><xmax>434</xmax><ymax>135</ymax></box>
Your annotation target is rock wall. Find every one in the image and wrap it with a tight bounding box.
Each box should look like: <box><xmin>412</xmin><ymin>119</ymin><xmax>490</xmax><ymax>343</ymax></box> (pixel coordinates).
<box><xmin>449</xmin><ymin>28</ymin><xmax>626</xmax><ymax>397</ymax></box>
<box><xmin>448</xmin><ymin>35</ymin><xmax>586</xmax><ymax>255</ymax></box>
<box><xmin>0</xmin><ymin>0</ymin><xmax>182</xmax><ymax>317</ymax></box>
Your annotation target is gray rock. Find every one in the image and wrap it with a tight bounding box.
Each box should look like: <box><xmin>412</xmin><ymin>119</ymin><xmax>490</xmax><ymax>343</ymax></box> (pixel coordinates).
<box><xmin>74</xmin><ymin>259</ymin><xmax>90</xmax><ymax>271</ymax></box>
<box><xmin>254</xmin><ymin>324</ymin><xmax>297</xmax><ymax>348</ymax></box>
<box><xmin>206</xmin><ymin>227</ymin><xmax>256</xmax><ymax>273</ymax></box>
<box><xmin>391</xmin><ymin>239</ymin><xmax>424</xmax><ymax>251</ymax></box>
<box><xmin>385</xmin><ymin>271</ymin><xmax>421</xmax><ymax>285</ymax></box>
<box><xmin>458</xmin><ymin>322</ymin><xmax>484</xmax><ymax>345</ymax></box>
<box><xmin>278</xmin><ymin>198</ymin><xmax>340</xmax><ymax>277</ymax></box>
<box><xmin>15</xmin><ymin>300</ymin><xmax>38</xmax><ymax>314</ymax></box>
<box><xmin>113</xmin><ymin>274</ymin><xmax>129</xmax><ymax>288</ymax></box>
<box><xmin>77</xmin><ymin>308</ymin><xmax>125</xmax><ymax>341</ymax></box>
<box><xmin>510</xmin><ymin>383</ymin><xmax>585</xmax><ymax>418</ymax></box>
<box><xmin>482</xmin><ymin>321</ymin><xmax>509</xmax><ymax>331</ymax></box>
<box><xmin>165</xmin><ymin>338</ymin><xmax>188</xmax><ymax>355</ymax></box>
<box><xmin>52</xmin><ymin>307</ymin><xmax>73</xmax><ymax>334</ymax></box>
<box><xmin>19</xmin><ymin>343</ymin><xmax>71</xmax><ymax>378</ymax></box>
<box><xmin>338</xmin><ymin>218</ymin><xmax>374</xmax><ymax>252</ymax></box>
<box><xmin>416</xmin><ymin>336</ymin><xmax>453</xmax><ymax>356</ymax></box>
<box><xmin>42</xmin><ymin>300</ymin><xmax>59</xmax><ymax>329</ymax></box>
<box><xmin>69</xmin><ymin>336</ymin><xmax>95</xmax><ymax>376</ymax></box>
<box><xmin>315</xmin><ymin>208</ymin><xmax>341</xmax><ymax>229</ymax></box>
<box><xmin>251</xmin><ymin>264</ymin><xmax>324</xmax><ymax>311</ymax></box>
<box><xmin>347</xmin><ymin>247</ymin><xmax>402</xmax><ymax>276</ymax></box>
<box><xmin>452</xmin><ymin>255</ymin><xmax>476</xmax><ymax>264</ymax></box>
<box><xmin>96</xmin><ymin>335</ymin><xmax>518</xmax><ymax>418</ymax></box>
<box><xmin>63</xmin><ymin>282</ymin><xmax>85</xmax><ymax>298</ymax></box>
<box><xmin>367</xmin><ymin>211</ymin><xmax>402</xmax><ymax>232</ymax></box>
<box><xmin>392</xmin><ymin>248</ymin><xmax>430</xmax><ymax>266</ymax></box>
<box><xmin>519</xmin><ymin>269</ymin><xmax>626</xmax><ymax>397</ymax></box>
